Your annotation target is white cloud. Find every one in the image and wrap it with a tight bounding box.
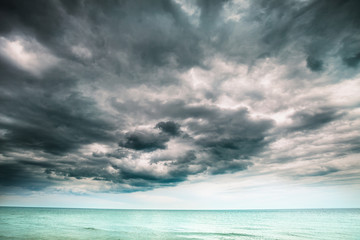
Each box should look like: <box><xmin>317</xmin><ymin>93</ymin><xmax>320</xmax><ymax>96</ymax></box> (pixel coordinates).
<box><xmin>0</xmin><ymin>36</ymin><xmax>58</xmax><ymax>76</ymax></box>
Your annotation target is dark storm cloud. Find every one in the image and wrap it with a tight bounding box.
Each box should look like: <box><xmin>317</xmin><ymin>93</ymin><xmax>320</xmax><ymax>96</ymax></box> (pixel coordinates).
<box><xmin>0</xmin><ymin>0</ymin><xmax>206</xmax><ymax>170</ymax></box>
<box><xmin>42</xmin><ymin>153</ymin><xmax>191</xmax><ymax>192</ymax></box>
<box><xmin>343</xmin><ymin>53</ymin><xmax>360</xmax><ymax>68</ymax></box>
<box><xmin>2</xmin><ymin>0</ymin><xmax>360</xmax><ymax>73</ymax></box>
<box><xmin>306</xmin><ymin>56</ymin><xmax>323</xmax><ymax>72</ymax></box>
<box><xmin>119</xmin><ymin>130</ymin><xmax>170</xmax><ymax>152</ymax></box>
<box><xmin>0</xmin><ymin>0</ymin><xmax>359</xmax><ymax>194</ymax></box>
<box><xmin>0</xmin><ymin>66</ymin><xmax>116</xmax><ymax>155</ymax></box>
<box><xmin>155</xmin><ymin>121</ymin><xmax>182</xmax><ymax>136</ymax></box>
<box><xmin>145</xmin><ymin>102</ymin><xmax>273</xmax><ymax>176</ymax></box>
<box><xmin>0</xmin><ymin>0</ymin><xmax>63</xmax><ymax>39</ymax></box>
<box><xmin>116</xmin><ymin>107</ymin><xmax>272</xmax><ymax>185</ymax></box>
<box><xmin>187</xmin><ymin>107</ymin><xmax>274</xmax><ymax>174</ymax></box>
<box><xmin>207</xmin><ymin>0</ymin><xmax>360</xmax><ymax>69</ymax></box>
<box><xmin>0</xmin><ymin>101</ymin><xmax>274</xmax><ymax>192</ymax></box>
<box><xmin>0</xmin><ymin>161</ymin><xmax>55</xmax><ymax>191</ymax></box>
<box><xmin>0</xmin><ymin>0</ymin><xmax>208</xmax><ymax>192</ymax></box>
<box><xmin>0</xmin><ymin>155</ymin><xmax>184</xmax><ymax>193</ymax></box>
<box><xmin>0</xmin><ymin>0</ymin><xmax>204</xmax><ymax>84</ymax></box>
<box><xmin>113</xmin><ymin>99</ymin><xmax>274</xmax><ymax>156</ymax></box>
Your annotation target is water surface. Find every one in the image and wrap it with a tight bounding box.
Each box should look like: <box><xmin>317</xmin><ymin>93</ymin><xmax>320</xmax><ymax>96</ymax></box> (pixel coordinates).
<box><xmin>0</xmin><ymin>207</ymin><xmax>359</xmax><ymax>239</ymax></box>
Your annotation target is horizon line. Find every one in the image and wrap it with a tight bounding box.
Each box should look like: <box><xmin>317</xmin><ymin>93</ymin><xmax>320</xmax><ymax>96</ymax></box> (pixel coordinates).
<box><xmin>1</xmin><ymin>205</ymin><xmax>359</xmax><ymax>211</ymax></box>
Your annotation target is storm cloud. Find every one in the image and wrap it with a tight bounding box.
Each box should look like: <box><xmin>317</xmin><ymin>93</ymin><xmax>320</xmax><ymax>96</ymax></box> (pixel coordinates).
<box><xmin>0</xmin><ymin>0</ymin><xmax>359</xmax><ymax>194</ymax></box>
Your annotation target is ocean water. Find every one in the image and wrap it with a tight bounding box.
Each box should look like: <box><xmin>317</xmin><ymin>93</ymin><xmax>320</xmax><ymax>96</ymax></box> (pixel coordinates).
<box><xmin>0</xmin><ymin>207</ymin><xmax>359</xmax><ymax>240</ymax></box>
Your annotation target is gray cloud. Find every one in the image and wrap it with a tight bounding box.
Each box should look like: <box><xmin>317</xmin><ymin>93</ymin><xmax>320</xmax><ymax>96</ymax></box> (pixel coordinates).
<box><xmin>0</xmin><ymin>0</ymin><xmax>359</xmax><ymax>194</ymax></box>
<box><xmin>0</xmin><ymin>68</ymin><xmax>116</xmax><ymax>155</ymax></box>
<box><xmin>343</xmin><ymin>53</ymin><xmax>360</xmax><ymax>68</ymax></box>
<box><xmin>155</xmin><ymin>121</ymin><xmax>182</xmax><ymax>136</ymax></box>
<box><xmin>289</xmin><ymin>107</ymin><xmax>344</xmax><ymax>132</ymax></box>
<box><xmin>0</xmin><ymin>162</ymin><xmax>54</xmax><ymax>191</ymax></box>
<box><xmin>119</xmin><ymin>130</ymin><xmax>170</xmax><ymax>152</ymax></box>
<box><xmin>301</xmin><ymin>166</ymin><xmax>340</xmax><ymax>177</ymax></box>
<box><xmin>306</xmin><ymin>56</ymin><xmax>324</xmax><ymax>72</ymax></box>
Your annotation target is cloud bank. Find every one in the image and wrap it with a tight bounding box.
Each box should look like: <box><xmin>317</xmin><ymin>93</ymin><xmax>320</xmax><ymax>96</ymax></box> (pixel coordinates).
<box><xmin>0</xmin><ymin>0</ymin><xmax>359</xmax><ymax>194</ymax></box>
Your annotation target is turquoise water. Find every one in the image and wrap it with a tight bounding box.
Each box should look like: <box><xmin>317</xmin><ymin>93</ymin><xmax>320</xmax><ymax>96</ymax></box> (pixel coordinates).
<box><xmin>0</xmin><ymin>207</ymin><xmax>359</xmax><ymax>240</ymax></box>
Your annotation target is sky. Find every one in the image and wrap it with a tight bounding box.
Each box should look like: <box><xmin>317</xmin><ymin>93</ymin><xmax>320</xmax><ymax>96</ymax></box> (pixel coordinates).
<box><xmin>0</xmin><ymin>0</ymin><xmax>359</xmax><ymax>209</ymax></box>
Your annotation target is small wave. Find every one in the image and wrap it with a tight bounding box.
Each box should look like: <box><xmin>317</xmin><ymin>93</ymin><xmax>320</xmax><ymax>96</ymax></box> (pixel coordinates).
<box><xmin>217</xmin><ymin>232</ymin><xmax>256</xmax><ymax>237</ymax></box>
<box><xmin>83</xmin><ymin>227</ymin><xmax>97</xmax><ymax>230</ymax></box>
<box><xmin>180</xmin><ymin>231</ymin><xmax>256</xmax><ymax>237</ymax></box>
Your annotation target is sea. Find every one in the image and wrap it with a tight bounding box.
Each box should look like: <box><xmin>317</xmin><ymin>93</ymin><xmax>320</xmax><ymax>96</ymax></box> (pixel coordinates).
<box><xmin>0</xmin><ymin>207</ymin><xmax>359</xmax><ymax>240</ymax></box>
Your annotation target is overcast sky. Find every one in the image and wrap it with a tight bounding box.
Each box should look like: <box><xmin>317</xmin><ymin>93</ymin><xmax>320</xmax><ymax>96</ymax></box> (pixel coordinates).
<box><xmin>0</xmin><ymin>0</ymin><xmax>359</xmax><ymax>209</ymax></box>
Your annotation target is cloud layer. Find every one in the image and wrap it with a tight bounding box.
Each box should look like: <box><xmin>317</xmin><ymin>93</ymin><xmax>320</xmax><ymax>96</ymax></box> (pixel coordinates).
<box><xmin>0</xmin><ymin>0</ymin><xmax>359</xmax><ymax>194</ymax></box>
